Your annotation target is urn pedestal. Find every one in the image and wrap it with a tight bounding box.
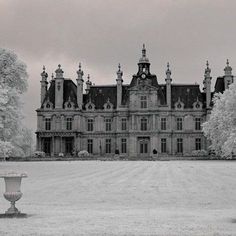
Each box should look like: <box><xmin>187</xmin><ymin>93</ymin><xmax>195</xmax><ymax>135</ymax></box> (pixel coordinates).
<box><xmin>0</xmin><ymin>172</ymin><xmax>27</xmax><ymax>217</ymax></box>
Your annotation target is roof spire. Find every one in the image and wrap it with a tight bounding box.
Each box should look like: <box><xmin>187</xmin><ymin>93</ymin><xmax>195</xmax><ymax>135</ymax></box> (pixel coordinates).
<box><xmin>139</xmin><ymin>44</ymin><xmax>149</xmax><ymax>64</ymax></box>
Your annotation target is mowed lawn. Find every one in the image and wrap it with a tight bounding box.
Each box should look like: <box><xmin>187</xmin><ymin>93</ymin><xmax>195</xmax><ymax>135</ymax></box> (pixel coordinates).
<box><xmin>0</xmin><ymin>161</ymin><xmax>236</xmax><ymax>236</ymax></box>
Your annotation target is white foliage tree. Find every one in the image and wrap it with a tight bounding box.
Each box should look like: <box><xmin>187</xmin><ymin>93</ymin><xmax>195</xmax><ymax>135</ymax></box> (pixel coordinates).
<box><xmin>0</xmin><ymin>48</ymin><xmax>32</xmax><ymax>158</ymax></box>
<box><xmin>202</xmin><ymin>81</ymin><xmax>236</xmax><ymax>158</ymax></box>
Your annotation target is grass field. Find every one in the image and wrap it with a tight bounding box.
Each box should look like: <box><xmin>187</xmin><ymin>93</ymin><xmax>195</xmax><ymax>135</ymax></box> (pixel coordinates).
<box><xmin>0</xmin><ymin>161</ymin><xmax>235</xmax><ymax>236</ymax></box>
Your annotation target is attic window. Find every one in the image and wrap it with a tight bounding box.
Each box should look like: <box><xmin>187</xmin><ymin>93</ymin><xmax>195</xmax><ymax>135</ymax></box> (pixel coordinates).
<box><xmin>107</xmin><ymin>104</ymin><xmax>111</xmax><ymax>109</ymax></box>
<box><xmin>177</xmin><ymin>103</ymin><xmax>182</xmax><ymax>109</ymax></box>
<box><xmin>195</xmin><ymin>103</ymin><xmax>200</xmax><ymax>109</ymax></box>
<box><xmin>46</xmin><ymin>103</ymin><xmax>50</xmax><ymax>109</ymax></box>
<box><xmin>67</xmin><ymin>103</ymin><xmax>71</xmax><ymax>108</ymax></box>
<box><xmin>88</xmin><ymin>105</ymin><xmax>92</xmax><ymax>110</ymax></box>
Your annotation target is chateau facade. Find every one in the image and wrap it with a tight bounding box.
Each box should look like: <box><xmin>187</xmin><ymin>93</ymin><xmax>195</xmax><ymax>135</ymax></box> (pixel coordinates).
<box><xmin>36</xmin><ymin>45</ymin><xmax>233</xmax><ymax>157</ymax></box>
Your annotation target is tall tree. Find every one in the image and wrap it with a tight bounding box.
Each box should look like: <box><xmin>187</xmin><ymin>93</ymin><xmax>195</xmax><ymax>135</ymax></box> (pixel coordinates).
<box><xmin>202</xmin><ymin>81</ymin><xmax>236</xmax><ymax>158</ymax></box>
<box><xmin>0</xmin><ymin>48</ymin><xmax>30</xmax><ymax>158</ymax></box>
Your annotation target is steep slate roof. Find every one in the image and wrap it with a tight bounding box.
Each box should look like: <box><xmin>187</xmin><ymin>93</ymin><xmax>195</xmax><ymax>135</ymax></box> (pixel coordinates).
<box><xmin>42</xmin><ymin>79</ymin><xmax>77</xmax><ymax>108</ymax></box>
<box><xmin>129</xmin><ymin>74</ymin><xmax>158</xmax><ymax>88</ymax></box>
<box><xmin>214</xmin><ymin>77</ymin><xmax>225</xmax><ymax>93</ymax></box>
<box><xmin>42</xmin><ymin>80</ymin><xmax>208</xmax><ymax>110</ymax></box>
<box><xmin>171</xmin><ymin>84</ymin><xmax>205</xmax><ymax>108</ymax></box>
<box><xmin>84</xmin><ymin>85</ymin><xmax>117</xmax><ymax>109</ymax></box>
<box><xmin>42</xmin><ymin>80</ymin><xmax>55</xmax><ymax>108</ymax></box>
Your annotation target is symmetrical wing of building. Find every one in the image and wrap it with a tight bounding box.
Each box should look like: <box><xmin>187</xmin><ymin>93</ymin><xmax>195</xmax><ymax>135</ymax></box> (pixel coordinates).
<box><xmin>36</xmin><ymin>45</ymin><xmax>233</xmax><ymax>157</ymax></box>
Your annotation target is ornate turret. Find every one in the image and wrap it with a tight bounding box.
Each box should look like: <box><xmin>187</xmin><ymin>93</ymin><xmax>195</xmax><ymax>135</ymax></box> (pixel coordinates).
<box><xmin>203</xmin><ymin>61</ymin><xmax>212</xmax><ymax>109</ymax></box>
<box><xmin>138</xmin><ymin>44</ymin><xmax>150</xmax><ymax>75</ymax></box>
<box><xmin>224</xmin><ymin>59</ymin><xmax>233</xmax><ymax>89</ymax></box>
<box><xmin>165</xmin><ymin>62</ymin><xmax>172</xmax><ymax>109</ymax></box>
<box><xmin>40</xmin><ymin>66</ymin><xmax>48</xmax><ymax>105</ymax></box>
<box><xmin>55</xmin><ymin>64</ymin><xmax>64</xmax><ymax>109</ymax></box>
<box><xmin>116</xmin><ymin>63</ymin><xmax>123</xmax><ymax>108</ymax></box>
<box><xmin>76</xmin><ymin>62</ymin><xmax>84</xmax><ymax>109</ymax></box>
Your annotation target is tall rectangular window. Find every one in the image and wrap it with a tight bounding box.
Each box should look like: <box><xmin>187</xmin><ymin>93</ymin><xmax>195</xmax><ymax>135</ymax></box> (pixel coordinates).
<box><xmin>141</xmin><ymin>117</ymin><xmax>147</xmax><ymax>131</ymax></box>
<box><xmin>121</xmin><ymin>138</ymin><xmax>127</xmax><ymax>153</ymax></box>
<box><xmin>121</xmin><ymin>118</ymin><xmax>127</xmax><ymax>131</ymax></box>
<box><xmin>161</xmin><ymin>138</ymin><xmax>167</xmax><ymax>153</ymax></box>
<box><xmin>161</xmin><ymin>117</ymin><xmax>167</xmax><ymax>130</ymax></box>
<box><xmin>105</xmin><ymin>118</ymin><xmax>112</xmax><ymax>131</ymax></box>
<box><xmin>45</xmin><ymin>118</ymin><xmax>51</xmax><ymax>130</ymax></box>
<box><xmin>105</xmin><ymin>139</ymin><xmax>111</xmax><ymax>153</ymax></box>
<box><xmin>176</xmin><ymin>117</ymin><xmax>183</xmax><ymax>130</ymax></box>
<box><xmin>87</xmin><ymin>139</ymin><xmax>93</xmax><ymax>154</ymax></box>
<box><xmin>87</xmin><ymin>118</ymin><xmax>94</xmax><ymax>132</ymax></box>
<box><xmin>66</xmin><ymin>118</ymin><xmax>72</xmax><ymax>130</ymax></box>
<box><xmin>195</xmin><ymin>118</ymin><xmax>201</xmax><ymax>130</ymax></box>
<box><xmin>140</xmin><ymin>95</ymin><xmax>147</xmax><ymax>109</ymax></box>
<box><xmin>195</xmin><ymin>138</ymin><xmax>201</xmax><ymax>150</ymax></box>
<box><xmin>177</xmin><ymin>138</ymin><xmax>183</xmax><ymax>153</ymax></box>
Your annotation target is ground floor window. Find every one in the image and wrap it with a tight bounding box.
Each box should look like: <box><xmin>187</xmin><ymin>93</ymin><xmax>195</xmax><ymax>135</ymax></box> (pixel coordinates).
<box><xmin>161</xmin><ymin>138</ymin><xmax>167</xmax><ymax>153</ymax></box>
<box><xmin>177</xmin><ymin>138</ymin><xmax>183</xmax><ymax>153</ymax></box>
<box><xmin>65</xmin><ymin>137</ymin><xmax>73</xmax><ymax>154</ymax></box>
<box><xmin>87</xmin><ymin>139</ymin><xmax>93</xmax><ymax>154</ymax></box>
<box><xmin>121</xmin><ymin>138</ymin><xmax>127</xmax><ymax>153</ymax></box>
<box><xmin>195</xmin><ymin>138</ymin><xmax>201</xmax><ymax>150</ymax></box>
<box><xmin>43</xmin><ymin>138</ymin><xmax>51</xmax><ymax>154</ymax></box>
<box><xmin>105</xmin><ymin>139</ymin><xmax>111</xmax><ymax>153</ymax></box>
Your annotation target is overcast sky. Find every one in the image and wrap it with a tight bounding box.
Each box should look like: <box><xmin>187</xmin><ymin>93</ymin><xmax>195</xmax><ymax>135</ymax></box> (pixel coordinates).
<box><xmin>1</xmin><ymin>0</ymin><xmax>236</xmax><ymax>130</ymax></box>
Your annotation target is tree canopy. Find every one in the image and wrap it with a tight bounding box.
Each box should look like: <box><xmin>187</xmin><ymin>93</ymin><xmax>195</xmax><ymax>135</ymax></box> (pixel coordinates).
<box><xmin>0</xmin><ymin>48</ymin><xmax>33</xmax><ymax>158</ymax></box>
<box><xmin>202</xmin><ymin>81</ymin><xmax>236</xmax><ymax>158</ymax></box>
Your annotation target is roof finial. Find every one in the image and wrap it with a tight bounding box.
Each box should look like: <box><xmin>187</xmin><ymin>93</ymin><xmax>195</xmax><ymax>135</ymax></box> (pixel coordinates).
<box><xmin>41</xmin><ymin>65</ymin><xmax>48</xmax><ymax>79</ymax></box>
<box><xmin>51</xmin><ymin>73</ymin><xmax>54</xmax><ymax>80</ymax></box>
<box><xmin>166</xmin><ymin>62</ymin><xmax>171</xmax><ymax>76</ymax></box>
<box><xmin>116</xmin><ymin>63</ymin><xmax>123</xmax><ymax>82</ymax></box>
<box><xmin>204</xmin><ymin>60</ymin><xmax>211</xmax><ymax>77</ymax></box>
<box><xmin>142</xmin><ymin>43</ymin><xmax>146</xmax><ymax>58</ymax></box>
<box><xmin>224</xmin><ymin>59</ymin><xmax>232</xmax><ymax>76</ymax></box>
<box><xmin>87</xmin><ymin>74</ymin><xmax>90</xmax><ymax>81</ymax></box>
<box><xmin>226</xmin><ymin>59</ymin><xmax>229</xmax><ymax>67</ymax></box>
<box><xmin>79</xmin><ymin>62</ymin><xmax>81</xmax><ymax>70</ymax></box>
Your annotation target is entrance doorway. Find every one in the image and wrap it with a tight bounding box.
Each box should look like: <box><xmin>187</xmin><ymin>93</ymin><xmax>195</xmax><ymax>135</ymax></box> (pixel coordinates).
<box><xmin>138</xmin><ymin>137</ymin><xmax>150</xmax><ymax>156</ymax></box>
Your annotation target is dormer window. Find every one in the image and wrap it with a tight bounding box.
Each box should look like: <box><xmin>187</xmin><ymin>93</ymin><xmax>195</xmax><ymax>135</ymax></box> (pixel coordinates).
<box><xmin>193</xmin><ymin>99</ymin><xmax>203</xmax><ymax>110</ymax></box>
<box><xmin>103</xmin><ymin>98</ymin><xmax>113</xmax><ymax>110</ymax></box>
<box><xmin>43</xmin><ymin>99</ymin><xmax>53</xmax><ymax>110</ymax></box>
<box><xmin>85</xmin><ymin>101</ymin><xmax>95</xmax><ymax>111</ymax></box>
<box><xmin>175</xmin><ymin>97</ymin><xmax>184</xmax><ymax>110</ymax></box>
<box><xmin>64</xmin><ymin>96</ymin><xmax>74</xmax><ymax>110</ymax></box>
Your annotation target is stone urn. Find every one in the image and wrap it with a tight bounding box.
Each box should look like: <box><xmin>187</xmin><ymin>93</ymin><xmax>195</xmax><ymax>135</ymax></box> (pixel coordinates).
<box><xmin>0</xmin><ymin>172</ymin><xmax>27</xmax><ymax>215</ymax></box>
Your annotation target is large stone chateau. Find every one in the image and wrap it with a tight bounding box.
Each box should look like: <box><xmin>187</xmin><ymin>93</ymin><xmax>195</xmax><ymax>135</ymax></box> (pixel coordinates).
<box><xmin>36</xmin><ymin>45</ymin><xmax>233</xmax><ymax>157</ymax></box>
